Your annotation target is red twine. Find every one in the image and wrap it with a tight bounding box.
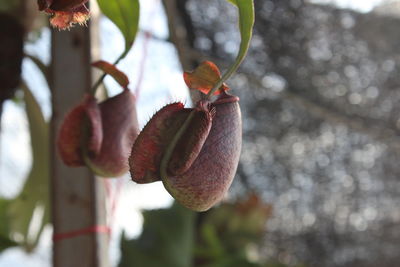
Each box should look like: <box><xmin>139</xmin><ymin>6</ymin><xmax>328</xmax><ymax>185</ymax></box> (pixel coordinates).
<box><xmin>53</xmin><ymin>225</ymin><xmax>111</xmax><ymax>242</ymax></box>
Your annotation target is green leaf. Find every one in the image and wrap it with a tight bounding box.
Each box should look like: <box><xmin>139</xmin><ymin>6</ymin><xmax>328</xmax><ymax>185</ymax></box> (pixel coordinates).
<box><xmin>24</xmin><ymin>53</ymin><xmax>50</xmax><ymax>86</ymax></box>
<box><xmin>0</xmin><ymin>0</ymin><xmax>19</xmax><ymax>12</ymax></box>
<box><xmin>208</xmin><ymin>0</ymin><xmax>255</xmax><ymax>96</ymax></box>
<box><xmin>0</xmin><ymin>235</ymin><xmax>17</xmax><ymax>253</ymax></box>
<box><xmin>228</xmin><ymin>0</ymin><xmax>255</xmax><ymax>62</ymax></box>
<box><xmin>97</xmin><ymin>0</ymin><xmax>140</xmax><ymax>53</ymax></box>
<box><xmin>119</xmin><ymin>203</ymin><xmax>196</xmax><ymax>267</ymax></box>
<box><xmin>7</xmin><ymin>82</ymin><xmax>50</xmax><ymax>252</ymax></box>
<box><xmin>0</xmin><ymin>198</ymin><xmax>17</xmax><ymax>253</ymax></box>
<box><xmin>0</xmin><ymin>199</ymin><xmax>10</xmax><ymax>237</ymax></box>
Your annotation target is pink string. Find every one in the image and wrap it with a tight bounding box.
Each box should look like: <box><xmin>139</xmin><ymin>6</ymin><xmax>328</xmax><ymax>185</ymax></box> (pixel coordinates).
<box><xmin>53</xmin><ymin>225</ymin><xmax>111</xmax><ymax>242</ymax></box>
<box><xmin>100</xmin><ymin>0</ymin><xmax>161</xmax><ymax>243</ymax></box>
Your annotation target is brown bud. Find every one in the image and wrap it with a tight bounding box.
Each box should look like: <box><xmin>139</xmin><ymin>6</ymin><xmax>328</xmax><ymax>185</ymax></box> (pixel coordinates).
<box><xmin>37</xmin><ymin>0</ymin><xmax>89</xmax><ymax>30</ymax></box>
<box><xmin>50</xmin><ymin>0</ymin><xmax>88</xmax><ymax>11</ymax></box>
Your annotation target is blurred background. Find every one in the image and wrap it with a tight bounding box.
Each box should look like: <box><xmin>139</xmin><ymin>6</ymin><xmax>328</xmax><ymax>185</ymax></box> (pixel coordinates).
<box><xmin>2</xmin><ymin>0</ymin><xmax>400</xmax><ymax>266</ymax></box>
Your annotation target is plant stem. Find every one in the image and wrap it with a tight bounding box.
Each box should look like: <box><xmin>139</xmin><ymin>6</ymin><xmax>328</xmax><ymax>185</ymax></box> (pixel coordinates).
<box><xmin>206</xmin><ymin>1</ymin><xmax>254</xmax><ymax>98</ymax></box>
<box><xmin>24</xmin><ymin>53</ymin><xmax>50</xmax><ymax>88</ymax></box>
<box><xmin>160</xmin><ymin>110</ymin><xmax>196</xmax><ymax>180</ymax></box>
<box><xmin>89</xmin><ymin>49</ymin><xmax>129</xmax><ymax>95</ymax></box>
<box><xmin>206</xmin><ymin>55</ymin><xmax>244</xmax><ymax>98</ymax></box>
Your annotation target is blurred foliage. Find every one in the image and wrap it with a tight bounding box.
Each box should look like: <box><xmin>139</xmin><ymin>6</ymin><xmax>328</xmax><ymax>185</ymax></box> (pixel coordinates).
<box><xmin>119</xmin><ymin>202</ymin><xmax>195</xmax><ymax>267</ymax></box>
<box><xmin>0</xmin><ymin>0</ymin><xmax>141</xmax><ymax>255</ymax></box>
<box><xmin>194</xmin><ymin>194</ymin><xmax>271</xmax><ymax>266</ymax></box>
<box><xmin>0</xmin><ymin>0</ymin><xmax>19</xmax><ymax>12</ymax></box>
<box><xmin>0</xmin><ymin>0</ymin><xmax>44</xmax><ymax>33</ymax></box>
<box><xmin>0</xmin><ymin>199</ymin><xmax>17</xmax><ymax>253</ymax></box>
<box><xmin>0</xmin><ymin>0</ymin><xmax>49</xmax><ymax>254</ymax></box>
<box><xmin>0</xmin><ymin>12</ymin><xmax>23</xmax><ymax>106</ymax></box>
<box><xmin>119</xmin><ymin>194</ymin><xmax>304</xmax><ymax>267</ymax></box>
<box><xmin>0</xmin><ymin>84</ymin><xmax>49</xmax><ymax>252</ymax></box>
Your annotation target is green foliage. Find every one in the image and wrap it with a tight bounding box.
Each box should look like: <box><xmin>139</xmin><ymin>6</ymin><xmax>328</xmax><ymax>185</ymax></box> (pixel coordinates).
<box><xmin>227</xmin><ymin>0</ymin><xmax>255</xmax><ymax>63</ymax></box>
<box><xmin>208</xmin><ymin>0</ymin><xmax>255</xmax><ymax>95</ymax></box>
<box><xmin>0</xmin><ymin>199</ymin><xmax>17</xmax><ymax>253</ymax></box>
<box><xmin>7</xmin><ymin>84</ymin><xmax>50</xmax><ymax>252</ymax></box>
<box><xmin>0</xmin><ymin>0</ymin><xmax>19</xmax><ymax>12</ymax></box>
<box><xmin>118</xmin><ymin>196</ymin><xmax>296</xmax><ymax>267</ymax></box>
<box><xmin>194</xmin><ymin>195</ymin><xmax>271</xmax><ymax>267</ymax></box>
<box><xmin>119</xmin><ymin>203</ymin><xmax>195</xmax><ymax>267</ymax></box>
<box><xmin>97</xmin><ymin>0</ymin><xmax>140</xmax><ymax>54</ymax></box>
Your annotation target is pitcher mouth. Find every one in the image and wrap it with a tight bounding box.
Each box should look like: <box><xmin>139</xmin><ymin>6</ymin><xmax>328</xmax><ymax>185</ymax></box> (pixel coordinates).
<box><xmin>213</xmin><ymin>92</ymin><xmax>240</xmax><ymax>105</ymax></box>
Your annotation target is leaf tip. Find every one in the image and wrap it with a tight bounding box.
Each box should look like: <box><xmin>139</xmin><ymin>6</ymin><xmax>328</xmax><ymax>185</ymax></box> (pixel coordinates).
<box><xmin>183</xmin><ymin>61</ymin><xmax>229</xmax><ymax>95</ymax></box>
<box><xmin>92</xmin><ymin>60</ymin><xmax>130</xmax><ymax>89</ymax></box>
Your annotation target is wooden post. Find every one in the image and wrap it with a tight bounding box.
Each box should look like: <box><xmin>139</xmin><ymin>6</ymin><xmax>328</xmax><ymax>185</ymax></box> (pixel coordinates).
<box><xmin>50</xmin><ymin>11</ymin><xmax>109</xmax><ymax>267</ymax></box>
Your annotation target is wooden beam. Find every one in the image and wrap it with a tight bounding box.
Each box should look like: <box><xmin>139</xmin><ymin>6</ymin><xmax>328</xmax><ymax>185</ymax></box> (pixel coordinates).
<box><xmin>50</xmin><ymin>14</ymin><xmax>109</xmax><ymax>267</ymax></box>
